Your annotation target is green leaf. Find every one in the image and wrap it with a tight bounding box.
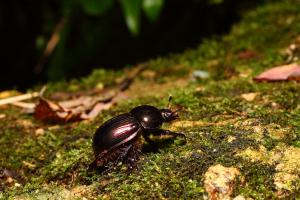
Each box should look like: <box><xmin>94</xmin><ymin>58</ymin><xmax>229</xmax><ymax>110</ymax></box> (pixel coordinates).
<box><xmin>80</xmin><ymin>0</ymin><xmax>114</xmax><ymax>16</ymax></box>
<box><xmin>120</xmin><ymin>0</ymin><xmax>142</xmax><ymax>35</ymax></box>
<box><xmin>143</xmin><ymin>0</ymin><xmax>164</xmax><ymax>22</ymax></box>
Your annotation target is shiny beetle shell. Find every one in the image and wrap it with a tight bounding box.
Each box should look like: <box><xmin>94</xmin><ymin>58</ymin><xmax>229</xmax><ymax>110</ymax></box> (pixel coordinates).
<box><xmin>92</xmin><ymin>113</ymin><xmax>141</xmax><ymax>157</ymax></box>
<box><xmin>130</xmin><ymin>105</ymin><xmax>164</xmax><ymax>129</ymax></box>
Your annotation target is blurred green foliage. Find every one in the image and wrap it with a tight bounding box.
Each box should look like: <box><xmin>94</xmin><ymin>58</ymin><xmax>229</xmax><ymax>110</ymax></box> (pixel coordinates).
<box><xmin>37</xmin><ymin>0</ymin><xmax>238</xmax><ymax>81</ymax></box>
<box><xmin>63</xmin><ymin>0</ymin><xmax>166</xmax><ymax>35</ymax></box>
<box><xmin>42</xmin><ymin>0</ymin><xmax>168</xmax><ymax>80</ymax></box>
<box><xmin>80</xmin><ymin>0</ymin><xmax>114</xmax><ymax>16</ymax></box>
<box><xmin>120</xmin><ymin>0</ymin><xmax>143</xmax><ymax>35</ymax></box>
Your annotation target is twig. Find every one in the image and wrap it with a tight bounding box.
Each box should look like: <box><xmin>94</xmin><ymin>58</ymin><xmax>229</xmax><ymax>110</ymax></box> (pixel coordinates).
<box><xmin>11</xmin><ymin>102</ymin><xmax>36</xmax><ymax>109</ymax></box>
<box><xmin>82</xmin><ymin>101</ymin><xmax>115</xmax><ymax>119</ymax></box>
<box><xmin>119</xmin><ymin>64</ymin><xmax>147</xmax><ymax>91</ymax></box>
<box><xmin>34</xmin><ymin>17</ymin><xmax>67</xmax><ymax>74</ymax></box>
<box><xmin>58</xmin><ymin>90</ymin><xmax>115</xmax><ymax>109</ymax></box>
<box><xmin>0</xmin><ymin>92</ymin><xmax>39</xmax><ymax>106</ymax></box>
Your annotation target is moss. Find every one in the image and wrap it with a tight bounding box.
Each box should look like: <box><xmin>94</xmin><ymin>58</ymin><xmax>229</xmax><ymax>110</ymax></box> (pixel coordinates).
<box><xmin>2</xmin><ymin>0</ymin><xmax>300</xmax><ymax>199</ymax></box>
<box><xmin>236</xmin><ymin>162</ymin><xmax>277</xmax><ymax>199</ymax></box>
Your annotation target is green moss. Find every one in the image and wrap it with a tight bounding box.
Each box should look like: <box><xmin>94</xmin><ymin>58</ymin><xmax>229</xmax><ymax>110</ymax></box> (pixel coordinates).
<box><xmin>237</xmin><ymin>162</ymin><xmax>276</xmax><ymax>199</ymax></box>
<box><xmin>2</xmin><ymin>0</ymin><xmax>300</xmax><ymax>199</ymax></box>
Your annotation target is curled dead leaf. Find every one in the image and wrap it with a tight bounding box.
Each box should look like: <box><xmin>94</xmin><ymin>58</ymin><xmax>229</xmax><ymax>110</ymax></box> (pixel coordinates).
<box><xmin>34</xmin><ymin>96</ymin><xmax>115</xmax><ymax>123</ymax></box>
<box><xmin>253</xmin><ymin>63</ymin><xmax>300</xmax><ymax>82</ymax></box>
<box><xmin>34</xmin><ymin>98</ymin><xmax>82</xmax><ymax>123</ymax></box>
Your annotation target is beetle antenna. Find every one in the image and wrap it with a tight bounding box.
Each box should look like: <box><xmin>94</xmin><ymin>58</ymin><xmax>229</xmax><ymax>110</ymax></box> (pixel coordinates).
<box><xmin>167</xmin><ymin>95</ymin><xmax>173</xmax><ymax>109</ymax></box>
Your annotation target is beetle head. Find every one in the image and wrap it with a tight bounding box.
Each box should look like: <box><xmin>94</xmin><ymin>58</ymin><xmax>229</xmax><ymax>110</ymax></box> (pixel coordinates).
<box><xmin>160</xmin><ymin>108</ymin><xmax>179</xmax><ymax>122</ymax></box>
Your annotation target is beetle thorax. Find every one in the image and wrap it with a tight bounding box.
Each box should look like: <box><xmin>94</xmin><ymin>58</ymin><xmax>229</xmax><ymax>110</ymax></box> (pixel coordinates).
<box><xmin>130</xmin><ymin>105</ymin><xmax>164</xmax><ymax>129</ymax></box>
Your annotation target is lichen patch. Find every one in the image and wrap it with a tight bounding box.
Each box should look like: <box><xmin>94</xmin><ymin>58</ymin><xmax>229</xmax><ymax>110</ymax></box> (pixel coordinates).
<box><xmin>273</xmin><ymin>146</ymin><xmax>300</xmax><ymax>195</ymax></box>
<box><xmin>204</xmin><ymin>164</ymin><xmax>242</xmax><ymax>200</ymax></box>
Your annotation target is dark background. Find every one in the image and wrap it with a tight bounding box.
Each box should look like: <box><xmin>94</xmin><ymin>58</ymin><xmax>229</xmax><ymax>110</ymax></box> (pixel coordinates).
<box><xmin>1</xmin><ymin>0</ymin><xmax>267</xmax><ymax>91</ymax></box>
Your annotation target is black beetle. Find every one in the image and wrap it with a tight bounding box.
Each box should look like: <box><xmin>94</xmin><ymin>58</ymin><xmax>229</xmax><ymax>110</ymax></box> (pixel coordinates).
<box><xmin>91</xmin><ymin>104</ymin><xmax>186</xmax><ymax>172</ymax></box>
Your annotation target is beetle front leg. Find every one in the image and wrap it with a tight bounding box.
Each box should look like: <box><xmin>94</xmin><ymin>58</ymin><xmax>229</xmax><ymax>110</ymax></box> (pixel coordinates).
<box><xmin>150</xmin><ymin>129</ymin><xmax>186</xmax><ymax>144</ymax></box>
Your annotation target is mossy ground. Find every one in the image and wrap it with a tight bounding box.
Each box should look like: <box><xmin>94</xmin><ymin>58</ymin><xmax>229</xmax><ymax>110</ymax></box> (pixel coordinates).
<box><xmin>1</xmin><ymin>1</ymin><xmax>300</xmax><ymax>199</ymax></box>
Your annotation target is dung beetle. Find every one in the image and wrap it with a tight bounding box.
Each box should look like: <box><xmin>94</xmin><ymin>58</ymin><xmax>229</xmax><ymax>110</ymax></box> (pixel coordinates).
<box><xmin>91</xmin><ymin>104</ymin><xmax>186</xmax><ymax>172</ymax></box>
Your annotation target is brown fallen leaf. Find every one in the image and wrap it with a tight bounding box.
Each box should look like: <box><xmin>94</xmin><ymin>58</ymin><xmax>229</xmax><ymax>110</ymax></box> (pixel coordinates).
<box><xmin>34</xmin><ymin>98</ymin><xmax>82</xmax><ymax>123</ymax></box>
<box><xmin>34</xmin><ymin>90</ymin><xmax>118</xmax><ymax>123</ymax></box>
<box><xmin>253</xmin><ymin>63</ymin><xmax>300</xmax><ymax>81</ymax></box>
<box><xmin>34</xmin><ymin>64</ymin><xmax>146</xmax><ymax>123</ymax></box>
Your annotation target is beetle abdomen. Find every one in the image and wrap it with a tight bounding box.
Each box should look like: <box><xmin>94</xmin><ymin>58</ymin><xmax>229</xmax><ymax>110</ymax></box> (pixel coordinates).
<box><xmin>93</xmin><ymin>113</ymin><xmax>141</xmax><ymax>157</ymax></box>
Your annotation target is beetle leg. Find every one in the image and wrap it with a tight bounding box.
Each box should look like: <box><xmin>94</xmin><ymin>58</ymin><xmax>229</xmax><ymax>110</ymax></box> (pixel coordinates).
<box><xmin>116</xmin><ymin>144</ymin><xmax>133</xmax><ymax>163</ymax></box>
<box><xmin>142</xmin><ymin>133</ymin><xmax>157</xmax><ymax>145</ymax></box>
<box><xmin>102</xmin><ymin>144</ymin><xmax>133</xmax><ymax>173</ymax></box>
<box><xmin>150</xmin><ymin>129</ymin><xmax>186</xmax><ymax>144</ymax></box>
<box><xmin>125</xmin><ymin>149</ymin><xmax>140</xmax><ymax>172</ymax></box>
<box><xmin>141</xmin><ymin>132</ymin><xmax>162</xmax><ymax>153</ymax></box>
<box><xmin>125</xmin><ymin>138</ymin><xmax>143</xmax><ymax>172</ymax></box>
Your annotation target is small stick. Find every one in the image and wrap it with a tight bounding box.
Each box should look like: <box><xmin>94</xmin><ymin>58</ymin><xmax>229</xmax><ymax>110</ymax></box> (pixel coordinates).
<box><xmin>119</xmin><ymin>64</ymin><xmax>147</xmax><ymax>91</ymax></box>
<box><xmin>34</xmin><ymin>17</ymin><xmax>67</xmax><ymax>74</ymax></box>
<box><xmin>0</xmin><ymin>92</ymin><xmax>39</xmax><ymax>106</ymax></box>
<box><xmin>11</xmin><ymin>102</ymin><xmax>36</xmax><ymax>109</ymax></box>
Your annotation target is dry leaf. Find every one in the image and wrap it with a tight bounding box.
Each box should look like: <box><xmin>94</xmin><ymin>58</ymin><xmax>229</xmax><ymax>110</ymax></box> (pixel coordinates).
<box><xmin>34</xmin><ymin>98</ymin><xmax>82</xmax><ymax>123</ymax></box>
<box><xmin>34</xmin><ymin>96</ymin><xmax>115</xmax><ymax>123</ymax></box>
<box><xmin>253</xmin><ymin>63</ymin><xmax>300</xmax><ymax>81</ymax></box>
<box><xmin>34</xmin><ymin>64</ymin><xmax>146</xmax><ymax>123</ymax></box>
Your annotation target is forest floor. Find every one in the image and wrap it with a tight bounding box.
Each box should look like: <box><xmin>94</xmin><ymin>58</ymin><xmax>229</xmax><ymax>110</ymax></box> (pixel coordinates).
<box><xmin>1</xmin><ymin>1</ymin><xmax>300</xmax><ymax>199</ymax></box>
